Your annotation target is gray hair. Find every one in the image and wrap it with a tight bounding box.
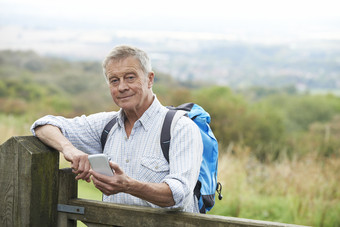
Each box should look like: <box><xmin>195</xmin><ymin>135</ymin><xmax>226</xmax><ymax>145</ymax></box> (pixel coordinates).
<box><xmin>102</xmin><ymin>45</ymin><xmax>152</xmax><ymax>83</ymax></box>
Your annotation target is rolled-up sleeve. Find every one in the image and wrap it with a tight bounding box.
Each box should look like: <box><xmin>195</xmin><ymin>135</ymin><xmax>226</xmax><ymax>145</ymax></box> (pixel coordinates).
<box><xmin>30</xmin><ymin>112</ymin><xmax>116</xmax><ymax>154</ymax></box>
<box><xmin>162</xmin><ymin>116</ymin><xmax>203</xmax><ymax>210</ymax></box>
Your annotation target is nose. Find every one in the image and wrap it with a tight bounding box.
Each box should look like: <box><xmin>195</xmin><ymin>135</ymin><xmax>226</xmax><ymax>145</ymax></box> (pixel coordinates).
<box><xmin>118</xmin><ymin>80</ymin><xmax>128</xmax><ymax>92</ymax></box>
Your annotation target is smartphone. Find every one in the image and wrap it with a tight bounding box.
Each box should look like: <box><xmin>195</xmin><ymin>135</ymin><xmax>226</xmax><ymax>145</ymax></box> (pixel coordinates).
<box><xmin>88</xmin><ymin>154</ymin><xmax>114</xmax><ymax>176</ymax></box>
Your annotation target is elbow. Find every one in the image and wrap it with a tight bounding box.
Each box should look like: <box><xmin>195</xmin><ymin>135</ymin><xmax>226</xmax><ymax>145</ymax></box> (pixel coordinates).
<box><xmin>34</xmin><ymin>125</ymin><xmax>51</xmax><ymax>138</ymax></box>
<box><xmin>160</xmin><ymin>197</ymin><xmax>176</xmax><ymax>208</ymax></box>
<box><xmin>159</xmin><ymin>183</ymin><xmax>176</xmax><ymax>207</ymax></box>
<box><xmin>162</xmin><ymin>179</ymin><xmax>188</xmax><ymax>209</ymax></box>
<box><xmin>34</xmin><ymin>125</ymin><xmax>44</xmax><ymax>137</ymax></box>
<box><xmin>34</xmin><ymin>124</ymin><xmax>61</xmax><ymax>137</ymax></box>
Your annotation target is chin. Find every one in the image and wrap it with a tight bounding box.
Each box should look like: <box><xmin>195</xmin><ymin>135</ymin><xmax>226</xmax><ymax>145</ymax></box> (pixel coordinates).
<box><xmin>117</xmin><ymin>101</ymin><xmax>136</xmax><ymax>111</ymax></box>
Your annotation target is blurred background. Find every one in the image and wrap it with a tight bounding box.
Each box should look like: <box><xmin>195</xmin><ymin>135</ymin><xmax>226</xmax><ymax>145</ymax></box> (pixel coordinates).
<box><xmin>1</xmin><ymin>0</ymin><xmax>339</xmax><ymax>226</ymax></box>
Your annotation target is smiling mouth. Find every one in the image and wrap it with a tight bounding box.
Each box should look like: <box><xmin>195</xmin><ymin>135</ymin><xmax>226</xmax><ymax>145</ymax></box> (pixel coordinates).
<box><xmin>118</xmin><ymin>94</ymin><xmax>133</xmax><ymax>100</ymax></box>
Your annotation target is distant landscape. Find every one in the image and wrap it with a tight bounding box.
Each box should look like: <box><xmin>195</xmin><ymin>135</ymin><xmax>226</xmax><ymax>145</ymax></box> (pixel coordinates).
<box><xmin>1</xmin><ymin>26</ymin><xmax>339</xmax><ymax>94</ymax></box>
<box><xmin>150</xmin><ymin>39</ymin><xmax>340</xmax><ymax>91</ymax></box>
<box><xmin>1</xmin><ymin>49</ymin><xmax>340</xmax><ymax>226</ymax></box>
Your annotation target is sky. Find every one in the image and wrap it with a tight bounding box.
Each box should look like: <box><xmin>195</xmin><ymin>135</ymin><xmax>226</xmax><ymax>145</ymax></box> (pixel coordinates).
<box><xmin>1</xmin><ymin>0</ymin><xmax>339</xmax><ymax>37</ymax></box>
<box><xmin>0</xmin><ymin>0</ymin><xmax>340</xmax><ymax>58</ymax></box>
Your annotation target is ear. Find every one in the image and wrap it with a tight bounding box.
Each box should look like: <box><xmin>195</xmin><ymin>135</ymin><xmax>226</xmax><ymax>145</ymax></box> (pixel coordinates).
<box><xmin>147</xmin><ymin>72</ymin><xmax>155</xmax><ymax>88</ymax></box>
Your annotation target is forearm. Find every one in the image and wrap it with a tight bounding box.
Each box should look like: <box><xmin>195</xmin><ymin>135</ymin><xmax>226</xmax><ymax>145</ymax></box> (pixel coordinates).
<box><xmin>35</xmin><ymin>124</ymin><xmax>74</xmax><ymax>153</ymax></box>
<box><xmin>127</xmin><ymin>180</ymin><xmax>175</xmax><ymax>207</ymax></box>
<box><xmin>31</xmin><ymin>113</ymin><xmax>111</xmax><ymax>155</ymax></box>
<box><xmin>35</xmin><ymin>125</ymin><xmax>90</xmax><ymax>181</ymax></box>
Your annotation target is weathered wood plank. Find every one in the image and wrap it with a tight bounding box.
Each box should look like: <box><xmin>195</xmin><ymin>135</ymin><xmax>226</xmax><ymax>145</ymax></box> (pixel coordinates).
<box><xmin>0</xmin><ymin>136</ymin><xmax>59</xmax><ymax>227</ymax></box>
<box><xmin>57</xmin><ymin>168</ymin><xmax>78</xmax><ymax>227</ymax></box>
<box><xmin>64</xmin><ymin>199</ymin><xmax>308</xmax><ymax>227</ymax></box>
<box><xmin>0</xmin><ymin>137</ymin><xmax>17</xmax><ymax>226</ymax></box>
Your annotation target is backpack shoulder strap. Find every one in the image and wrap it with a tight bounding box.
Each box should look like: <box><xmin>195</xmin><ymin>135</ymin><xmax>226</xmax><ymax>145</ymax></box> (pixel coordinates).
<box><xmin>160</xmin><ymin>109</ymin><xmax>187</xmax><ymax>163</ymax></box>
<box><xmin>101</xmin><ymin>116</ymin><xmax>118</xmax><ymax>150</ymax></box>
<box><xmin>160</xmin><ymin>109</ymin><xmax>176</xmax><ymax>163</ymax></box>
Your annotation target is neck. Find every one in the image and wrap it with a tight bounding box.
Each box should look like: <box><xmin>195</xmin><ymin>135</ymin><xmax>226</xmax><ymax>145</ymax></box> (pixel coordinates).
<box><xmin>123</xmin><ymin>95</ymin><xmax>154</xmax><ymax>137</ymax></box>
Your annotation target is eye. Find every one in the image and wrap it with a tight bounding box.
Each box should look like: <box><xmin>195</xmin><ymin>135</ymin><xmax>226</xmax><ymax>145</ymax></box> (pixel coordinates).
<box><xmin>126</xmin><ymin>74</ymin><xmax>136</xmax><ymax>82</ymax></box>
<box><xmin>110</xmin><ymin>78</ymin><xmax>119</xmax><ymax>86</ymax></box>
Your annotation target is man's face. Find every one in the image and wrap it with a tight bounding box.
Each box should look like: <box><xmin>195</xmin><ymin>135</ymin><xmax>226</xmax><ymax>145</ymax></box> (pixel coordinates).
<box><xmin>105</xmin><ymin>57</ymin><xmax>154</xmax><ymax>113</ymax></box>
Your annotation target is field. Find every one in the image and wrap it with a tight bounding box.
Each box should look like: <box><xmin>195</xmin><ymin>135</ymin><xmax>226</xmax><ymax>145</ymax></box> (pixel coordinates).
<box><xmin>1</xmin><ymin>115</ymin><xmax>339</xmax><ymax>227</ymax></box>
<box><xmin>1</xmin><ymin>51</ymin><xmax>340</xmax><ymax>226</ymax></box>
<box><xmin>212</xmin><ymin>147</ymin><xmax>340</xmax><ymax>226</ymax></box>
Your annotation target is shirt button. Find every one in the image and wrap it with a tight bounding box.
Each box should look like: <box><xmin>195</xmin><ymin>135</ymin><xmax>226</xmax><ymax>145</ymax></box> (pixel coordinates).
<box><xmin>155</xmin><ymin>166</ymin><xmax>159</xmax><ymax>170</ymax></box>
<box><xmin>126</xmin><ymin>159</ymin><xmax>129</xmax><ymax>163</ymax></box>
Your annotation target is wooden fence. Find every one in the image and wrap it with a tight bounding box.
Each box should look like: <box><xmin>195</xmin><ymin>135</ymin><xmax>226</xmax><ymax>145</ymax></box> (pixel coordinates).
<box><xmin>0</xmin><ymin>136</ymin><xmax>309</xmax><ymax>227</ymax></box>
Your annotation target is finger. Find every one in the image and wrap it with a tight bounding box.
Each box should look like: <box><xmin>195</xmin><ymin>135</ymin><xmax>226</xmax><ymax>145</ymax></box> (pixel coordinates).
<box><xmin>76</xmin><ymin>170</ymin><xmax>89</xmax><ymax>180</ymax></box>
<box><xmin>92</xmin><ymin>178</ymin><xmax>113</xmax><ymax>195</ymax></box>
<box><xmin>76</xmin><ymin>169</ymin><xmax>90</xmax><ymax>180</ymax></box>
<box><xmin>75</xmin><ymin>158</ymin><xmax>91</xmax><ymax>179</ymax></box>
<box><xmin>75</xmin><ymin>170</ymin><xmax>85</xmax><ymax>180</ymax></box>
<box><xmin>71</xmin><ymin>159</ymin><xmax>80</xmax><ymax>173</ymax></box>
<box><xmin>92</xmin><ymin>175</ymin><xmax>108</xmax><ymax>189</ymax></box>
<box><xmin>79</xmin><ymin>174</ymin><xmax>91</xmax><ymax>182</ymax></box>
<box><xmin>84</xmin><ymin>159</ymin><xmax>91</xmax><ymax>173</ymax></box>
<box><xmin>77</xmin><ymin>159</ymin><xmax>85</xmax><ymax>172</ymax></box>
<box><xmin>89</xmin><ymin>169</ymin><xmax>112</xmax><ymax>182</ymax></box>
<box><xmin>84</xmin><ymin>171</ymin><xmax>92</xmax><ymax>182</ymax></box>
<box><xmin>94</xmin><ymin>184</ymin><xmax>110</xmax><ymax>196</ymax></box>
<box><xmin>109</xmin><ymin>161</ymin><xmax>123</xmax><ymax>174</ymax></box>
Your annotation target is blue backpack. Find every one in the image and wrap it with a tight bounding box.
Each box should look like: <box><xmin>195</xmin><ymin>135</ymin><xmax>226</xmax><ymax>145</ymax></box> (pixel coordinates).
<box><xmin>101</xmin><ymin>103</ymin><xmax>222</xmax><ymax>213</ymax></box>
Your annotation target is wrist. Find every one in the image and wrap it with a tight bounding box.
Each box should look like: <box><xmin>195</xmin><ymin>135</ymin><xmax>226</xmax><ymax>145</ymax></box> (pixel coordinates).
<box><xmin>124</xmin><ymin>177</ymin><xmax>139</xmax><ymax>194</ymax></box>
<box><xmin>60</xmin><ymin>142</ymin><xmax>75</xmax><ymax>154</ymax></box>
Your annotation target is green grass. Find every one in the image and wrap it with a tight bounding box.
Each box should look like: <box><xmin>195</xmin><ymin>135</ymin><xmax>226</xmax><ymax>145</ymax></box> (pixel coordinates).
<box><xmin>2</xmin><ymin>115</ymin><xmax>340</xmax><ymax>227</ymax></box>
<box><xmin>71</xmin><ymin>150</ymin><xmax>340</xmax><ymax>227</ymax></box>
<box><xmin>208</xmin><ymin>151</ymin><xmax>340</xmax><ymax>227</ymax></box>
<box><xmin>77</xmin><ymin>180</ymin><xmax>102</xmax><ymax>201</ymax></box>
<box><xmin>0</xmin><ymin>114</ymin><xmax>33</xmax><ymax>144</ymax></box>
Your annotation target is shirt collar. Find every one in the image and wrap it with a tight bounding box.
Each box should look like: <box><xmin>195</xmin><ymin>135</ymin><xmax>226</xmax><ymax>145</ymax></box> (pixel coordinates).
<box><xmin>116</xmin><ymin>96</ymin><xmax>163</xmax><ymax>131</ymax></box>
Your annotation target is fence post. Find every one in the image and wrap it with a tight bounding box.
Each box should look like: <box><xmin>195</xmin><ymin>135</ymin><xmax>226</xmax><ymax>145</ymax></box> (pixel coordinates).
<box><xmin>0</xmin><ymin>136</ymin><xmax>59</xmax><ymax>227</ymax></box>
<box><xmin>57</xmin><ymin>168</ymin><xmax>78</xmax><ymax>227</ymax></box>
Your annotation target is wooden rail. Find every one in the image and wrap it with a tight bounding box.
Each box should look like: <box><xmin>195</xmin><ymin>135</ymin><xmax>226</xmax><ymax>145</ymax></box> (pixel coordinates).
<box><xmin>0</xmin><ymin>136</ymin><xmax>309</xmax><ymax>227</ymax></box>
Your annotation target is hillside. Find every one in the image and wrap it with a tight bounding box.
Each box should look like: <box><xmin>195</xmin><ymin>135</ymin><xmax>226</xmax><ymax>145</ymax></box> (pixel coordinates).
<box><xmin>1</xmin><ymin>50</ymin><xmax>340</xmax><ymax>158</ymax></box>
<box><xmin>0</xmin><ymin>50</ymin><xmax>182</xmax><ymax>116</ymax></box>
<box><xmin>1</xmin><ymin>50</ymin><xmax>340</xmax><ymax>226</ymax></box>
<box><xmin>150</xmin><ymin>39</ymin><xmax>340</xmax><ymax>92</ymax></box>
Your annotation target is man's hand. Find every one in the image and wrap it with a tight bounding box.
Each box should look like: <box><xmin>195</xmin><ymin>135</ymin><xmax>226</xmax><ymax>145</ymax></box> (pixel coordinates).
<box><xmin>90</xmin><ymin>162</ymin><xmax>175</xmax><ymax>207</ymax></box>
<box><xmin>90</xmin><ymin>161</ymin><xmax>130</xmax><ymax>195</ymax></box>
<box><xmin>62</xmin><ymin>145</ymin><xmax>91</xmax><ymax>182</ymax></box>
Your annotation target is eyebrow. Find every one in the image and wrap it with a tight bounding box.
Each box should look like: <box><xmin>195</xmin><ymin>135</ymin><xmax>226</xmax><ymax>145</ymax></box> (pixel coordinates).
<box><xmin>124</xmin><ymin>71</ymin><xmax>137</xmax><ymax>76</ymax></box>
<box><xmin>108</xmin><ymin>71</ymin><xmax>137</xmax><ymax>79</ymax></box>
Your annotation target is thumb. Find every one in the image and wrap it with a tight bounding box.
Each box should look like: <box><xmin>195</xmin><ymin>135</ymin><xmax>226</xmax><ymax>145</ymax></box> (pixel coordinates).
<box><xmin>109</xmin><ymin>161</ymin><xmax>124</xmax><ymax>175</ymax></box>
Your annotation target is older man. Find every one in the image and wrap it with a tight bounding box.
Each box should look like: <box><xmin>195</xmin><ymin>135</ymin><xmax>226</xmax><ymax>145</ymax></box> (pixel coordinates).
<box><xmin>31</xmin><ymin>45</ymin><xmax>203</xmax><ymax>212</ymax></box>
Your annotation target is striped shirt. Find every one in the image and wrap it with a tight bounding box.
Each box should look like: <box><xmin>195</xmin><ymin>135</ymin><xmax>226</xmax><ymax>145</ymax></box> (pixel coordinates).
<box><xmin>31</xmin><ymin>97</ymin><xmax>203</xmax><ymax>212</ymax></box>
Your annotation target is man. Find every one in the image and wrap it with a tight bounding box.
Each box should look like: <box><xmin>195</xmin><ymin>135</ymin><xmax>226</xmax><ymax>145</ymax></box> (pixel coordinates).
<box><xmin>31</xmin><ymin>45</ymin><xmax>203</xmax><ymax>212</ymax></box>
